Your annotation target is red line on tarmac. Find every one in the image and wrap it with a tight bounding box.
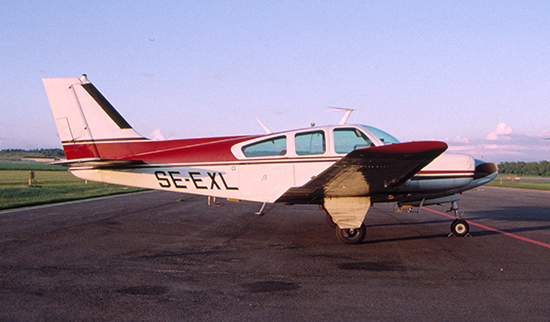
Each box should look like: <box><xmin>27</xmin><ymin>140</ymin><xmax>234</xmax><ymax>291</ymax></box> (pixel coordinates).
<box><xmin>422</xmin><ymin>207</ymin><xmax>550</xmax><ymax>250</ymax></box>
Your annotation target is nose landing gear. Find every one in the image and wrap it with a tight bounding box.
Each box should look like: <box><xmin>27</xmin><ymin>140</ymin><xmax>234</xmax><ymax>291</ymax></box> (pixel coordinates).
<box><xmin>449</xmin><ymin>201</ymin><xmax>470</xmax><ymax>237</ymax></box>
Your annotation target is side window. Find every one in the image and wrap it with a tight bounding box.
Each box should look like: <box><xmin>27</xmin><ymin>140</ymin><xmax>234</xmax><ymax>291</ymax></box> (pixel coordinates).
<box><xmin>333</xmin><ymin>128</ymin><xmax>374</xmax><ymax>154</ymax></box>
<box><xmin>242</xmin><ymin>136</ymin><xmax>287</xmax><ymax>157</ymax></box>
<box><xmin>361</xmin><ymin>125</ymin><xmax>400</xmax><ymax>145</ymax></box>
<box><xmin>295</xmin><ymin>131</ymin><xmax>325</xmax><ymax>155</ymax></box>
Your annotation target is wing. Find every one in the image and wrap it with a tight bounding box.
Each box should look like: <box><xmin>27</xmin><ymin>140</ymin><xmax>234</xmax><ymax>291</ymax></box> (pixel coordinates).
<box><xmin>276</xmin><ymin>141</ymin><xmax>447</xmax><ymax>204</ymax></box>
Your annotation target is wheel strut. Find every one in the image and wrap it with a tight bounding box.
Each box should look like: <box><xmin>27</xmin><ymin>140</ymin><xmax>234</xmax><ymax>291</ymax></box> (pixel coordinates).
<box><xmin>450</xmin><ymin>201</ymin><xmax>463</xmax><ymax>219</ymax></box>
<box><xmin>255</xmin><ymin>202</ymin><xmax>267</xmax><ymax>216</ymax></box>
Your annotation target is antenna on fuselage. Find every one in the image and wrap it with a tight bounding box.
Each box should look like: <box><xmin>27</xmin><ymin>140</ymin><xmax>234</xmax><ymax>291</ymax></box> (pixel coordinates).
<box><xmin>328</xmin><ymin>107</ymin><xmax>356</xmax><ymax>125</ymax></box>
<box><xmin>256</xmin><ymin>117</ymin><xmax>272</xmax><ymax>134</ymax></box>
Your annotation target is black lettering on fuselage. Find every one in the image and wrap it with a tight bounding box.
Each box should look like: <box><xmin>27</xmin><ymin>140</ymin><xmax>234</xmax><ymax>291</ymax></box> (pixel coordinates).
<box><xmin>189</xmin><ymin>171</ymin><xmax>208</xmax><ymax>189</ymax></box>
<box><xmin>207</xmin><ymin>172</ymin><xmax>222</xmax><ymax>190</ymax></box>
<box><xmin>169</xmin><ymin>171</ymin><xmax>187</xmax><ymax>189</ymax></box>
<box><xmin>219</xmin><ymin>173</ymin><xmax>239</xmax><ymax>190</ymax></box>
<box><xmin>155</xmin><ymin>170</ymin><xmax>238</xmax><ymax>191</ymax></box>
<box><xmin>155</xmin><ymin>171</ymin><xmax>171</xmax><ymax>188</ymax></box>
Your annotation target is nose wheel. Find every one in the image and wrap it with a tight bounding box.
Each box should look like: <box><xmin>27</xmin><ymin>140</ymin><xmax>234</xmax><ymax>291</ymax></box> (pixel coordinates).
<box><xmin>451</xmin><ymin>219</ymin><xmax>470</xmax><ymax>237</ymax></box>
<box><xmin>449</xmin><ymin>201</ymin><xmax>470</xmax><ymax>237</ymax></box>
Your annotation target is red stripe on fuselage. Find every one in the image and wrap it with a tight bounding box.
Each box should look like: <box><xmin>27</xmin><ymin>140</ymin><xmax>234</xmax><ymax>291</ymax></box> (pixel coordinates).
<box><xmin>62</xmin><ymin>135</ymin><xmax>259</xmax><ymax>162</ymax></box>
<box><xmin>411</xmin><ymin>175</ymin><xmax>473</xmax><ymax>181</ymax></box>
<box><xmin>412</xmin><ymin>170</ymin><xmax>474</xmax><ymax>181</ymax></box>
<box><xmin>414</xmin><ymin>170</ymin><xmax>474</xmax><ymax>180</ymax></box>
<box><xmin>417</xmin><ymin>170</ymin><xmax>474</xmax><ymax>175</ymax></box>
<box><xmin>114</xmin><ymin>157</ymin><xmax>342</xmax><ymax>169</ymax></box>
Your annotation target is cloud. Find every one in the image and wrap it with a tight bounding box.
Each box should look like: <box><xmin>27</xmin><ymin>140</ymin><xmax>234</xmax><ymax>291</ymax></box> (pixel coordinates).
<box><xmin>449</xmin><ymin>136</ymin><xmax>470</xmax><ymax>144</ymax></box>
<box><xmin>447</xmin><ymin>123</ymin><xmax>550</xmax><ymax>162</ymax></box>
<box><xmin>486</xmin><ymin>122</ymin><xmax>513</xmax><ymax>140</ymax></box>
<box><xmin>149</xmin><ymin>129</ymin><xmax>167</xmax><ymax>140</ymax></box>
<box><xmin>539</xmin><ymin>129</ymin><xmax>550</xmax><ymax>139</ymax></box>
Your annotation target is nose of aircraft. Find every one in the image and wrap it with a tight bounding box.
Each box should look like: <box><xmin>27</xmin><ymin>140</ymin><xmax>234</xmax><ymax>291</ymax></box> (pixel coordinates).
<box><xmin>473</xmin><ymin>159</ymin><xmax>499</xmax><ymax>179</ymax></box>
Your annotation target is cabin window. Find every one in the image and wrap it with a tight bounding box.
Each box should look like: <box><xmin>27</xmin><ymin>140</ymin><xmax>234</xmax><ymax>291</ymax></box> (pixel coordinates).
<box><xmin>295</xmin><ymin>131</ymin><xmax>325</xmax><ymax>155</ymax></box>
<box><xmin>242</xmin><ymin>136</ymin><xmax>287</xmax><ymax>157</ymax></box>
<box><xmin>360</xmin><ymin>125</ymin><xmax>400</xmax><ymax>145</ymax></box>
<box><xmin>333</xmin><ymin>128</ymin><xmax>374</xmax><ymax>154</ymax></box>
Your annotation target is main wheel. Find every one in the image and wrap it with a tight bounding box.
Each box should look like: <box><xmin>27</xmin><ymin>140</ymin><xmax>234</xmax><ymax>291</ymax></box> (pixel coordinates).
<box><xmin>335</xmin><ymin>224</ymin><xmax>366</xmax><ymax>244</ymax></box>
<box><xmin>451</xmin><ymin>219</ymin><xmax>470</xmax><ymax>237</ymax></box>
<box><xmin>325</xmin><ymin>212</ymin><xmax>337</xmax><ymax>228</ymax></box>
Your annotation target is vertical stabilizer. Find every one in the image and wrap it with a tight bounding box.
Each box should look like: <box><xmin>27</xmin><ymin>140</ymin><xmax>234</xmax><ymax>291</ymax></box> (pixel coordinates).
<box><xmin>43</xmin><ymin>75</ymin><xmax>145</xmax><ymax>159</ymax></box>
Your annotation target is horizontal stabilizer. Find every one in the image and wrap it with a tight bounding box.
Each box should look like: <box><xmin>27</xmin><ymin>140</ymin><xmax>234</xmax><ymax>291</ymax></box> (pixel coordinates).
<box><xmin>53</xmin><ymin>158</ymin><xmax>145</xmax><ymax>169</ymax></box>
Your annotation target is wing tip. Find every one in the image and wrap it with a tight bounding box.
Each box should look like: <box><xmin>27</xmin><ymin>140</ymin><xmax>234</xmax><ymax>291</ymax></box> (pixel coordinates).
<box><xmin>354</xmin><ymin>141</ymin><xmax>447</xmax><ymax>158</ymax></box>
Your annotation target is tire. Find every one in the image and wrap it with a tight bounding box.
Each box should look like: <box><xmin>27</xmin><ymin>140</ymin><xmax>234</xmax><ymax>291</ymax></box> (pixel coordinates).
<box><xmin>335</xmin><ymin>224</ymin><xmax>366</xmax><ymax>244</ymax></box>
<box><xmin>325</xmin><ymin>212</ymin><xmax>337</xmax><ymax>228</ymax></box>
<box><xmin>451</xmin><ymin>219</ymin><xmax>469</xmax><ymax>237</ymax></box>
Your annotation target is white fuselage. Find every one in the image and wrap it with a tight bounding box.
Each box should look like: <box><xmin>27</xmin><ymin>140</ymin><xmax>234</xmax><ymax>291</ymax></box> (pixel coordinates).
<box><xmin>70</xmin><ymin>125</ymin><xmax>488</xmax><ymax>204</ymax></box>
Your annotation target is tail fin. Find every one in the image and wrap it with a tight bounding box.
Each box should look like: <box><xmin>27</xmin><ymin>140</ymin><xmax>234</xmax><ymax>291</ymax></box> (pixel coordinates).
<box><xmin>43</xmin><ymin>75</ymin><xmax>146</xmax><ymax>160</ymax></box>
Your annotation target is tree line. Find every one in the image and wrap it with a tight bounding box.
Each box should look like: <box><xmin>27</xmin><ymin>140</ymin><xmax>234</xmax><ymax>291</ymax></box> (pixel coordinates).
<box><xmin>0</xmin><ymin>148</ymin><xmax>65</xmax><ymax>159</ymax></box>
<box><xmin>498</xmin><ymin>161</ymin><xmax>550</xmax><ymax>177</ymax></box>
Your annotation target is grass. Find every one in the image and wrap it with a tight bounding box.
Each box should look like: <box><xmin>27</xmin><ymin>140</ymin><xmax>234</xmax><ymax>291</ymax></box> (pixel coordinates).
<box><xmin>485</xmin><ymin>175</ymin><xmax>550</xmax><ymax>191</ymax></box>
<box><xmin>2</xmin><ymin>161</ymin><xmax>550</xmax><ymax>211</ymax></box>
<box><xmin>0</xmin><ymin>169</ymin><xmax>144</xmax><ymax>210</ymax></box>
<box><xmin>0</xmin><ymin>161</ymin><xmax>66</xmax><ymax>171</ymax></box>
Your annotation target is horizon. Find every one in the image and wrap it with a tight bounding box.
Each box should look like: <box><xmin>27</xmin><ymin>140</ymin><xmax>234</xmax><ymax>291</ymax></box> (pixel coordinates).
<box><xmin>1</xmin><ymin>2</ymin><xmax>549</xmax><ymax>163</ymax></box>
<box><xmin>2</xmin><ymin>138</ymin><xmax>549</xmax><ymax>165</ymax></box>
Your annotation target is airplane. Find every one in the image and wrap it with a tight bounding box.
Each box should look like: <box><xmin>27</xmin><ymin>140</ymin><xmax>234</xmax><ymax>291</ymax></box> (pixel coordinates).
<box><xmin>43</xmin><ymin>75</ymin><xmax>498</xmax><ymax>244</ymax></box>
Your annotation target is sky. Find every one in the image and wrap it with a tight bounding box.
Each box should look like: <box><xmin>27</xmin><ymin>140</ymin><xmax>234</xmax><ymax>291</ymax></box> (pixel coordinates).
<box><xmin>1</xmin><ymin>1</ymin><xmax>549</xmax><ymax>163</ymax></box>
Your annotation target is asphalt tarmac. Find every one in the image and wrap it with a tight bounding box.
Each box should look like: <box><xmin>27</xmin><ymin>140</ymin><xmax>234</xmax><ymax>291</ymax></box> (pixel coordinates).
<box><xmin>1</xmin><ymin>187</ymin><xmax>549</xmax><ymax>321</ymax></box>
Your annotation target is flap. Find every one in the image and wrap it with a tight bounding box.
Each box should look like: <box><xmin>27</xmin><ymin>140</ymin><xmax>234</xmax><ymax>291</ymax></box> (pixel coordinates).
<box><xmin>276</xmin><ymin>141</ymin><xmax>447</xmax><ymax>204</ymax></box>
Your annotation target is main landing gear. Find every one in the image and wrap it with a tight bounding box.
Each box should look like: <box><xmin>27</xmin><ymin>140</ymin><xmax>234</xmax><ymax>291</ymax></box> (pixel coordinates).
<box><xmin>323</xmin><ymin>200</ymin><xmax>471</xmax><ymax>244</ymax></box>
<box><xmin>335</xmin><ymin>224</ymin><xmax>366</xmax><ymax>244</ymax></box>
<box><xmin>325</xmin><ymin>212</ymin><xmax>366</xmax><ymax>244</ymax></box>
<box><xmin>449</xmin><ymin>201</ymin><xmax>470</xmax><ymax>237</ymax></box>
<box><xmin>325</xmin><ymin>212</ymin><xmax>337</xmax><ymax>228</ymax></box>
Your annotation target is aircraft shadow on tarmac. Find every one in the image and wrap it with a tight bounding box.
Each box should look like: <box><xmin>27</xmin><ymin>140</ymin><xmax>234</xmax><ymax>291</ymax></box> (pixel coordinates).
<box><xmin>468</xmin><ymin>206</ymin><xmax>550</xmax><ymax>222</ymax></box>
<box><xmin>359</xmin><ymin>205</ymin><xmax>550</xmax><ymax>244</ymax></box>
<box><xmin>471</xmin><ymin>225</ymin><xmax>550</xmax><ymax>237</ymax></box>
<box><xmin>367</xmin><ymin>219</ymin><xmax>450</xmax><ymax>228</ymax></box>
<box><xmin>456</xmin><ymin>206</ymin><xmax>550</xmax><ymax>237</ymax></box>
<box><xmin>364</xmin><ymin>233</ymin><xmax>450</xmax><ymax>245</ymax></box>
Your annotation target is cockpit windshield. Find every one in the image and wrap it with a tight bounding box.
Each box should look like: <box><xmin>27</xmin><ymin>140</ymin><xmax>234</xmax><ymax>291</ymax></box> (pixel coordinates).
<box><xmin>360</xmin><ymin>125</ymin><xmax>400</xmax><ymax>145</ymax></box>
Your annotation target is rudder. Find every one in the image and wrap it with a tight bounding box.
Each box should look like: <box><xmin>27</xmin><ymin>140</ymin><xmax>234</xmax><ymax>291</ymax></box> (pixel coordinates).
<box><xmin>43</xmin><ymin>75</ymin><xmax>145</xmax><ymax>160</ymax></box>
